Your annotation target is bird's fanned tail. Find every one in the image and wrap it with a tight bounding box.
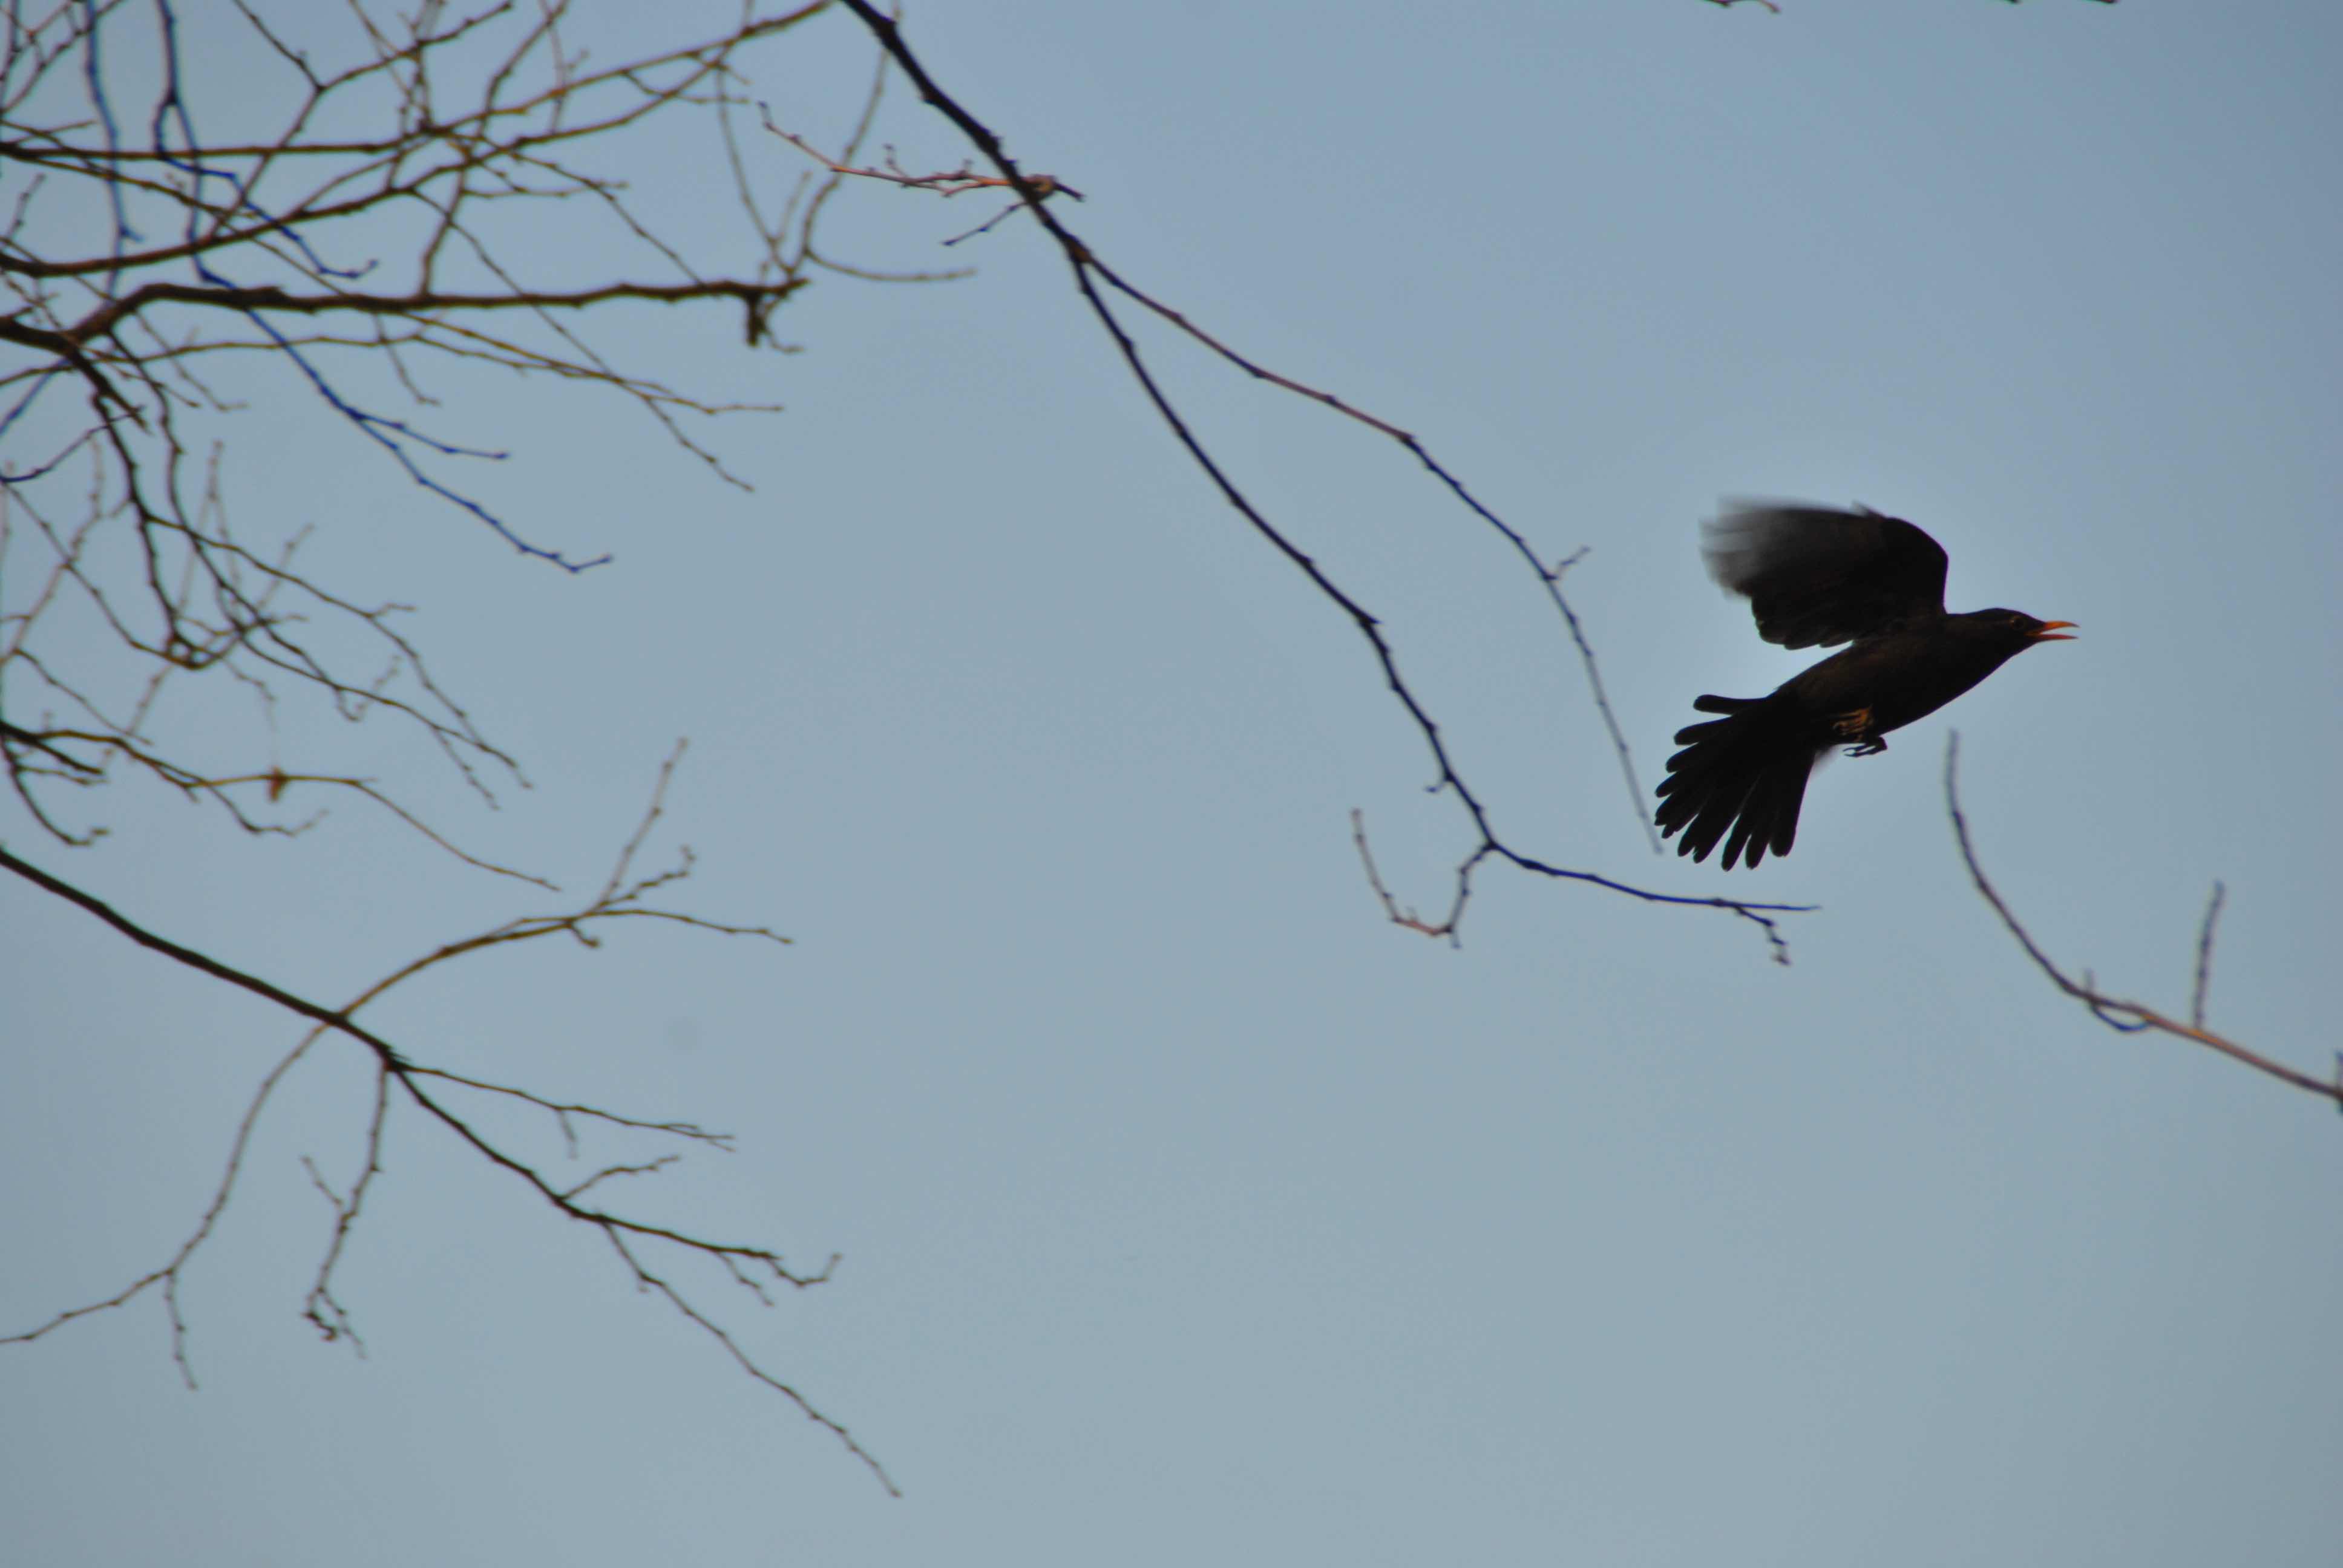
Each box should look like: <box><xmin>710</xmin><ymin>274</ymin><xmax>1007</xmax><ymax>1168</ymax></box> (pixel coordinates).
<box><xmin>1653</xmin><ymin>695</ymin><xmax>1819</xmax><ymax>871</ymax></box>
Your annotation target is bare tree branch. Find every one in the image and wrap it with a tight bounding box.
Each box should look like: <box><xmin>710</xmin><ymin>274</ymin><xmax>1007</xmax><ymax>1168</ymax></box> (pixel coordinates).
<box><xmin>4</xmin><ymin>276</ymin><xmax>813</xmax><ymax>353</ymax></box>
<box><xmin>1944</xmin><ymin>734</ymin><xmax>2338</xmax><ymax>1107</ymax></box>
<box><xmin>824</xmin><ymin>0</ymin><xmax>1804</xmax><ymax>957</ymax></box>
<box><xmin>1</xmin><ymin>743</ymin><xmax>897</xmax><ymax>1492</ymax></box>
<box><xmin>2</xmin><ymin>1</ymin><xmax>921</xmax><ymax>1490</ymax></box>
<box><xmin>1</xmin><ymin>0</ymin><xmax>942</xmax><ymax>895</ymax></box>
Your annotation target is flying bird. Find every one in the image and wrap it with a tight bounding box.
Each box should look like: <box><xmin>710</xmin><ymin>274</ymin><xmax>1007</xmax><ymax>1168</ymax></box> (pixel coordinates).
<box><xmin>1654</xmin><ymin>503</ymin><xmax>2074</xmax><ymax>870</ymax></box>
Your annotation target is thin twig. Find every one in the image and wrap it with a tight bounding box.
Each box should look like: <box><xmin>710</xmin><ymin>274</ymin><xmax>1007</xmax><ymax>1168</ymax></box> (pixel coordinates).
<box><xmin>2191</xmin><ymin>880</ymin><xmax>2224</xmax><ymax>1031</ymax></box>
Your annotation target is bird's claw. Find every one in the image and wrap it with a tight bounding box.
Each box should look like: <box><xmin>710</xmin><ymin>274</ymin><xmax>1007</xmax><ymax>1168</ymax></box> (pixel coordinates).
<box><xmin>1832</xmin><ymin>708</ymin><xmax>1886</xmax><ymax>757</ymax></box>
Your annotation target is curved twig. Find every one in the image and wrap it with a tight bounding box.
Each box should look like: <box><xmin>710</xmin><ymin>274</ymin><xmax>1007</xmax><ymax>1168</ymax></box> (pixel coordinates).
<box><xmin>1944</xmin><ymin>734</ymin><xmax>2338</xmax><ymax>1107</ymax></box>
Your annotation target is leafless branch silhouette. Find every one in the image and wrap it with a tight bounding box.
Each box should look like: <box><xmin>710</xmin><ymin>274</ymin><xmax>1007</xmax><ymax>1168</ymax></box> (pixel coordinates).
<box><xmin>2</xmin><ymin>0</ymin><xmax>926</xmax><ymax>1485</ymax></box>
<box><xmin>1944</xmin><ymin>735</ymin><xmax>2338</xmax><ymax>1108</ymax></box>
<box><xmin>821</xmin><ymin>0</ymin><xmax>1810</xmax><ymax>960</ymax></box>
<box><xmin>1</xmin><ymin>743</ymin><xmax>896</xmax><ymax>1492</ymax></box>
<box><xmin>5</xmin><ymin>0</ymin><xmax>2148</xmax><ymax>1501</ymax></box>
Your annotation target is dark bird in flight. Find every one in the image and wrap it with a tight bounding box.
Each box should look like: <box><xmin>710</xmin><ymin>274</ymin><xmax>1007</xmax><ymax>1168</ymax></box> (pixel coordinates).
<box><xmin>1655</xmin><ymin>503</ymin><xmax>2074</xmax><ymax>870</ymax></box>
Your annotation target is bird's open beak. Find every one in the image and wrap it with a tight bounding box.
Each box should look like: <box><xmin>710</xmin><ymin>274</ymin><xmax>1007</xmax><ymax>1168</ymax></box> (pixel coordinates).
<box><xmin>2032</xmin><ymin>620</ymin><xmax>2078</xmax><ymax>642</ymax></box>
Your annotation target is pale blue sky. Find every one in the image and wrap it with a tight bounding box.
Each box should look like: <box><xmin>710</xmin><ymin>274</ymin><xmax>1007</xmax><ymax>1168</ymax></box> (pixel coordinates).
<box><xmin>5</xmin><ymin>2</ymin><xmax>2339</xmax><ymax>1564</ymax></box>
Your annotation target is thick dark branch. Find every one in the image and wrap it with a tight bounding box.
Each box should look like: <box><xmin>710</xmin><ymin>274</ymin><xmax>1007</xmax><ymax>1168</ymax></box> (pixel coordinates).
<box><xmin>17</xmin><ymin>276</ymin><xmax>811</xmax><ymax>353</ymax></box>
<box><xmin>0</xmin><ymin>839</ymin><xmax>406</xmax><ymax>1059</ymax></box>
<box><xmin>0</xmin><ymin>314</ymin><xmax>140</xmax><ymax>416</ymax></box>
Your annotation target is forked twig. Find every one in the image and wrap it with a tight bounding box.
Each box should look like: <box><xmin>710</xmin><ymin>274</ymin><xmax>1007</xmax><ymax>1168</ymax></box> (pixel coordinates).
<box><xmin>1</xmin><ymin>744</ymin><xmax>896</xmax><ymax>1492</ymax></box>
<box><xmin>1944</xmin><ymin>734</ymin><xmax>2338</xmax><ymax>1108</ymax></box>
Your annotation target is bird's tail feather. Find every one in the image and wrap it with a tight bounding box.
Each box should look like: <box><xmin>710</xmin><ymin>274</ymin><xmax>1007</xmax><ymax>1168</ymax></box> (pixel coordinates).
<box><xmin>1654</xmin><ymin>694</ymin><xmax>1819</xmax><ymax>870</ymax></box>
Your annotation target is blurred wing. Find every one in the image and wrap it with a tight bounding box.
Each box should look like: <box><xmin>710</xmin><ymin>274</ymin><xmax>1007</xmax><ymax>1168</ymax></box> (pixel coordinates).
<box><xmin>1702</xmin><ymin>502</ymin><xmax>1950</xmax><ymax>648</ymax></box>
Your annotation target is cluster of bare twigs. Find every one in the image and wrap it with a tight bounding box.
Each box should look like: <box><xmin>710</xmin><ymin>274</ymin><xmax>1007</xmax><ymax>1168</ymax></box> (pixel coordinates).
<box><xmin>1</xmin><ymin>0</ymin><xmax>933</xmax><ymax>1483</ymax></box>
<box><xmin>1</xmin><ymin>742</ymin><xmax>894</xmax><ymax>1491</ymax></box>
<box><xmin>0</xmin><ymin>1</ymin><xmax>893</xmax><ymax>860</ymax></box>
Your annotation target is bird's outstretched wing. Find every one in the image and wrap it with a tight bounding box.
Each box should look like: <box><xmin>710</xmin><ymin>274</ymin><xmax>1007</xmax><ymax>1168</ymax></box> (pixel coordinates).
<box><xmin>1702</xmin><ymin>503</ymin><xmax>1950</xmax><ymax>648</ymax></box>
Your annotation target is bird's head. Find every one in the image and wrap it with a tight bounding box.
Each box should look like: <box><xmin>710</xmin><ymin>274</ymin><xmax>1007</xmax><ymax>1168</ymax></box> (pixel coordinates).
<box><xmin>1970</xmin><ymin>609</ymin><xmax>2077</xmax><ymax>647</ymax></box>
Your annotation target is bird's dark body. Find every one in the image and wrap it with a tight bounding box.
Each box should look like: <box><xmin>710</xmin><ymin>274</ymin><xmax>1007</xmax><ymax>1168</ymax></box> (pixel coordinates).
<box><xmin>1656</xmin><ymin>504</ymin><xmax>2072</xmax><ymax>870</ymax></box>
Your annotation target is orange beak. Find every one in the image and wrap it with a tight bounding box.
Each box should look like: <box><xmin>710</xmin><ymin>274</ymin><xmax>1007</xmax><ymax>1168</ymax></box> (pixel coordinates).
<box><xmin>2032</xmin><ymin>620</ymin><xmax>2078</xmax><ymax>642</ymax></box>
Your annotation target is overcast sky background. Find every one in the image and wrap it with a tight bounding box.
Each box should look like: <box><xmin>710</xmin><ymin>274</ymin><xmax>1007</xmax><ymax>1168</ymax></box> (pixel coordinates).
<box><xmin>5</xmin><ymin>2</ymin><xmax>2340</xmax><ymax>1563</ymax></box>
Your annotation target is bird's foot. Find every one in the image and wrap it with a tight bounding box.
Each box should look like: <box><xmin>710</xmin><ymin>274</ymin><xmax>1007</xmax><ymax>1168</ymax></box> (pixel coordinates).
<box><xmin>1832</xmin><ymin>708</ymin><xmax>1886</xmax><ymax>757</ymax></box>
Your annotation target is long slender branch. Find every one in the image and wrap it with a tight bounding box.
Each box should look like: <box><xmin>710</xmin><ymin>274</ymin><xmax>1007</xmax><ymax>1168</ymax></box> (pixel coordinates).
<box><xmin>1069</xmin><ymin>258</ymin><xmax>1658</xmax><ymax>851</ymax></box>
<box><xmin>0</xmin><ymin>839</ymin><xmax>400</xmax><ymax>1049</ymax></box>
<box><xmin>832</xmin><ymin>0</ymin><xmax>1795</xmax><ymax>954</ymax></box>
<box><xmin>1942</xmin><ymin>735</ymin><xmax>2338</xmax><ymax>1106</ymax></box>
<box><xmin>8</xmin><ymin>277</ymin><xmax>811</xmax><ymax>355</ymax></box>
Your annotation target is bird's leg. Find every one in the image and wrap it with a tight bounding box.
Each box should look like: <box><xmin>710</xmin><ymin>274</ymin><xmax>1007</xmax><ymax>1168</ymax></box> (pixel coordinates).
<box><xmin>1831</xmin><ymin>708</ymin><xmax>1887</xmax><ymax>757</ymax></box>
